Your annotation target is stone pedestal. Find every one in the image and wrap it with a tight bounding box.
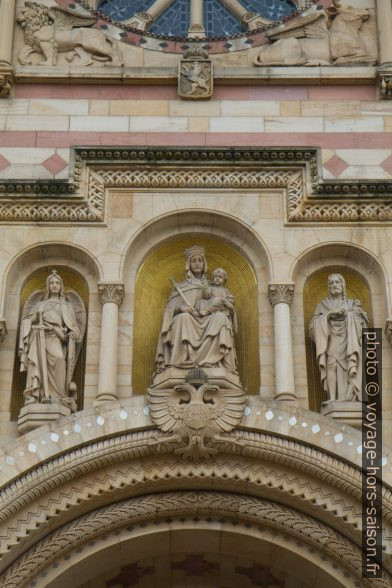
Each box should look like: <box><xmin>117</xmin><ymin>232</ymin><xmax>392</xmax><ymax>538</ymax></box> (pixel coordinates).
<box><xmin>18</xmin><ymin>403</ymin><xmax>71</xmax><ymax>434</ymax></box>
<box><xmin>151</xmin><ymin>366</ymin><xmax>243</xmax><ymax>391</ymax></box>
<box><xmin>321</xmin><ymin>401</ymin><xmax>366</xmax><ymax>429</ymax></box>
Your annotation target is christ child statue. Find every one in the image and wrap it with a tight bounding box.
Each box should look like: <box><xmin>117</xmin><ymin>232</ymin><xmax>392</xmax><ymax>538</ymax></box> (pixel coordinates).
<box><xmin>197</xmin><ymin>268</ymin><xmax>236</xmax><ymax>324</ymax></box>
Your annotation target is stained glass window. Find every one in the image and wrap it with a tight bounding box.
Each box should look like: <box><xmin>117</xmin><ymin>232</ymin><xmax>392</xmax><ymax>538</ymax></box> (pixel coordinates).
<box><xmin>99</xmin><ymin>0</ymin><xmax>152</xmax><ymax>22</ymax></box>
<box><xmin>150</xmin><ymin>1</ymin><xmax>190</xmax><ymax>37</ymax></box>
<box><xmin>98</xmin><ymin>0</ymin><xmax>297</xmax><ymax>38</ymax></box>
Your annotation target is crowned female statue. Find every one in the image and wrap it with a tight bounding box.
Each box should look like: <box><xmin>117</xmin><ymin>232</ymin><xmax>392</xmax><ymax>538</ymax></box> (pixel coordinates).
<box><xmin>19</xmin><ymin>270</ymin><xmax>86</xmax><ymax>411</ymax></box>
<box><xmin>155</xmin><ymin>246</ymin><xmax>238</xmax><ymax>375</ymax></box>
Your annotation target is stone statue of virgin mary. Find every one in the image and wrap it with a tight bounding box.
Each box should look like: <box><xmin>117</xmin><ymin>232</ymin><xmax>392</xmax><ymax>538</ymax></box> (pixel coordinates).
<box><xmin>155</xmin><ymin>246</ymin><xmax>238</xmax><ymax>374</ymax></box>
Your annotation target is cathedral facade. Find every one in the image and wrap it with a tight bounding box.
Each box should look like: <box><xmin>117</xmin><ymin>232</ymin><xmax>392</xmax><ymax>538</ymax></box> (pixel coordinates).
<box><xmin>0</xmin><ymin>0</ymin><xmax>391</xmax><ymax>586</ymax></box>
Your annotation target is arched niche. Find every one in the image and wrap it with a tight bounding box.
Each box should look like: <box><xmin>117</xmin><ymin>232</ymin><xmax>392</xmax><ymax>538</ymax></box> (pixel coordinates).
<box><xmin>132</xmin><ymin>235</ymin><xmax>260</xmax><ymax>395</ymax></box>
<box><xmin>290</xmin><ymin>243</ymin><xmax>388</xmax><ymax>412</ymax></box>
<box><xmin>121</xmin><ymin>211</ymin><xmax>272</xmax><ymax>396</ymax></box>
<box><xmin>304</xmin><ymin>266</ymin><xmax>372</xmax><ymax>412</ymax></box>
<box><xmin>0</xmin><ymin>243</ymin><xmax>101</xmax><ymax>421</ymax></box>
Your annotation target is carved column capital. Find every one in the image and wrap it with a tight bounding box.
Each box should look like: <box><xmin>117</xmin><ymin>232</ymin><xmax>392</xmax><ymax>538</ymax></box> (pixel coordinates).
<box><xmin>377</xmin><ymin>68</ymin><xmax>392</xmax><ymax>100</ymax></box>
<box><xmin>0</xmin><ymin>68</ymin><xmax>13</xmax><ymax>99</ymax></box>
<box><xmin>123</xmin><ymin>12</ymin><xmax>154</xmax><ymax>31</ymax></box>
<box><xmin>0</xmin><ymin>320</ymin><xmax>7</xmax><ymax>344</ymax></box>
<box><xmin>268</xmin><ymin>283</ymin><xmax>295</xmax><ymax>307</ymax></box>
<box><xmin>240</xmin><ymin>12</ymin><xmax>271</xmax><ymax>31</ymax></box>
<box><xmin>385</xmin><ymin>319</ymin><xmax>392</xmax><ymax>345</ymax></box>
<box><xmin>98</xmin><ymin>283</ymin><xmax>125</xmax><ymax>307</ymax></box>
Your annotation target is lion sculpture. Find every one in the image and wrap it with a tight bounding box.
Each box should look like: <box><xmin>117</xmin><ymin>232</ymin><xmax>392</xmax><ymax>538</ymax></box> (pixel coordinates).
<box><xmin>254</xmin><ymin>1</ymin><xmax>376</xmax><ymax>67</ymax></box>
<box><xmin>17</xmin><ymin>2</ymin><xmax>122</xmax><ymax>67</ymax></box>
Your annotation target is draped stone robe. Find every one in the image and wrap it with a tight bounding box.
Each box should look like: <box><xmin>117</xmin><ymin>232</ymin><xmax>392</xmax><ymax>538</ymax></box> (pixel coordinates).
<box><xmin>156</xmin><ymin>278</ymin><xmax>238</xmax><ymax>373</ymax></box>
<box><xmin>309</xmin><ymin>297</ymin><xmax>368</xmax><ymax>401</ymax></box>
<box><xmin>19</xmin><ymin>298</ymin><xmax>80</xmax><ymax>404</ymax></box>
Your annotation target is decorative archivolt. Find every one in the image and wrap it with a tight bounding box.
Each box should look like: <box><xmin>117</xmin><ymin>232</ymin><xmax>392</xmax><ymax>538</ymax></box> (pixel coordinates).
<box><xmin>1</xmin><ymin>491</ymin><xmax>391</xmax><ymax>588</ymax></box>
<box><xmin>0</xmin><ymin>421</ymin><xmax>391</xmax><ymax>575</ymax></box>
<box><xmin>0</xmin><ymin>148</ymin><xmax>392</xmax><ymax>224</ymax></box>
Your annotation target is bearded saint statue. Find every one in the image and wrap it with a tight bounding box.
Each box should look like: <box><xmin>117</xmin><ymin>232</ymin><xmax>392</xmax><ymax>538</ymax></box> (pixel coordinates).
<box><xmin>309</xmin><ymin>273</ymin><xmax>368</xmax><ymax>402</ymax></box>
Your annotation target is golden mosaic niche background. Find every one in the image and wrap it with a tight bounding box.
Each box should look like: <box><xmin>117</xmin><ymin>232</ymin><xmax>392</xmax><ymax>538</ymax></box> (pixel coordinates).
<box><xmin>133</xmin><ymin>236</ymin><xmax>260</xmax><ymax>394</ymax></box>
<box><xmin>11</xmin><ymin>266</ymin><xmax>89</xmax><ymax>420</ymax></box>
<box><xmin>304</xmin><ymin>266</ymin><xmax>372</xmax><ymax>413</ymax></box>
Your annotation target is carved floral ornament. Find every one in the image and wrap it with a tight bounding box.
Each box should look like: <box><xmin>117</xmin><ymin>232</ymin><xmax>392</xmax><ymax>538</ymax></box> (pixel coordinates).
<box><xmin>98</xmin><ymin>282</ymin><xmax>125</xmax><ymax>306</ymax></box>
<box><xmin>1</xmin><ymin>148</ymin><xmax>392</xmax><ymax>224</ymax></box>
<box><xmin>268</xmin><ymin>283</ymin><xmax>295</xmax><ymax>306</ymax></box>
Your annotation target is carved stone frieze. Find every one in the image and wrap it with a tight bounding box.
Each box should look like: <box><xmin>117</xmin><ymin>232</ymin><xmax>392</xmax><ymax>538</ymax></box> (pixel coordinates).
<box><xmin>17</xmin><ymin>2</ymin><xmax>123</xmax><ymax>67</ymax></box>
<box><xmin>1</xmin><ymin>492</ymin><xmax>391</xmax><ymax>588</ymax></box>
<box><xmin>0</xmin><ymin>320</ymin><xmax>7</xmax><ymax>344</ymax></box>
<box><xmin>268</xmin><ymin>284</ymin><xmax>295</xmax><ymax>307</ymax></box>
<box><xmin>0</xmin><ymin>69</ymin><xmax>13</xmax><ymax>98</ymax></box>
<box><xmin>1</xmin><ymin>148</ymin><xmax>392</xmax><ymax>223</ymax></box>
<box><xmin>98</xmin><ymin>283</ymin><xmax>125</xmax><ymax>306</ymax></box>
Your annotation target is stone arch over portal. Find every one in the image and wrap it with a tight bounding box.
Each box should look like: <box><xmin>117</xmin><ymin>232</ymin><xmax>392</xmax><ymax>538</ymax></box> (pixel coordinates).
<box><xmin>1</xmin><ymin>496</ymin><xmax>365</xmax><ymax>588</ymax></box>
<box><xmin>0</xmin><ymin>403</ymin><xmax>391</xmax><ymax>587</ymax></box>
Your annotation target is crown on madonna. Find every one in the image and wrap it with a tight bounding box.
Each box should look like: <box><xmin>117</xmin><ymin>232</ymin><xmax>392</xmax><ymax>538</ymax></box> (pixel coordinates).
<box><xmin>184</xmin><ymin>245</ymin><xmax>205</xmax><ymax>259</ymax></box>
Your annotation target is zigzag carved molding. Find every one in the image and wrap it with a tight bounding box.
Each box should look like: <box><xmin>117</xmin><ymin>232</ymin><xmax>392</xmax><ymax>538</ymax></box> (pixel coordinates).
<box><xmin>0</xmin><ymin>492</ymin><xmax>391</xmax><ymax>588</ymax></box>
<box><xmin>0</xmin><ymin>427</ymin><xmax>391</xmax><ymax>575</ymax></box>
<box><xmin>0</xmin><ymin>456</ymin><xmax>362</xmax><ymax>568</ymax></box>
<box><xmin>0</xmin><ymin>147</ymin><xmax>392</xmax><ymax>223</ymax></box>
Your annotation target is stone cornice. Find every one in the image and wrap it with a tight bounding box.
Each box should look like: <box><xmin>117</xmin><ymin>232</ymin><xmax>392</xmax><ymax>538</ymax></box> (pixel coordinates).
<box><xmin>268</xmin><ymin>283</ymin><xmax>295</xmax><ymax>307</ymax></box>
<box><xmin>1</xmin><ymin>147</ymin><xmax>392</xmax><ymax>224</ymax></box>
<box><xmin>13</xmin><ymin>65</ymin><xmax>377</xmax><ymax>84</ymax></box>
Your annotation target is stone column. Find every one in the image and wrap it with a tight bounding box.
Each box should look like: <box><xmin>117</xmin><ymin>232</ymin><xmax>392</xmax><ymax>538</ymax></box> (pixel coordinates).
<box><xmin>268</xmin><ymin>283</ymin><xmax>295</xmax><ymax>401</ymax></box>
<box><xmin>123</xmin><ymin>0</ymin><xmax>174</xmax><ymax>30</ymax></box>
<box><xmin>219</xmin><ymin>0</ymin><xmax>271</xmax><ymax>31</ymax></box>
<box><xmin>188</xmin><ymin>0</ymin><xmax>205</xmax><ymax>39</ymax></box>
<box><xmin>0</xmin><ymin>0</ymin><xmax>16</xmax><ymax>98</ymax></box>
<box><xmin>96</xmin><ymin>282</ymin><xmax>125</xmax><ymax>403</ymax></box>
<box><xmin>376</xmin><ymin>0</ymin><xmax>392</xmax><ymax>99</ymax></box>
<box><xmin>0</xmin><ymin>0</ymin><xmax>16</xmax><ymax>66</ymax></box>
